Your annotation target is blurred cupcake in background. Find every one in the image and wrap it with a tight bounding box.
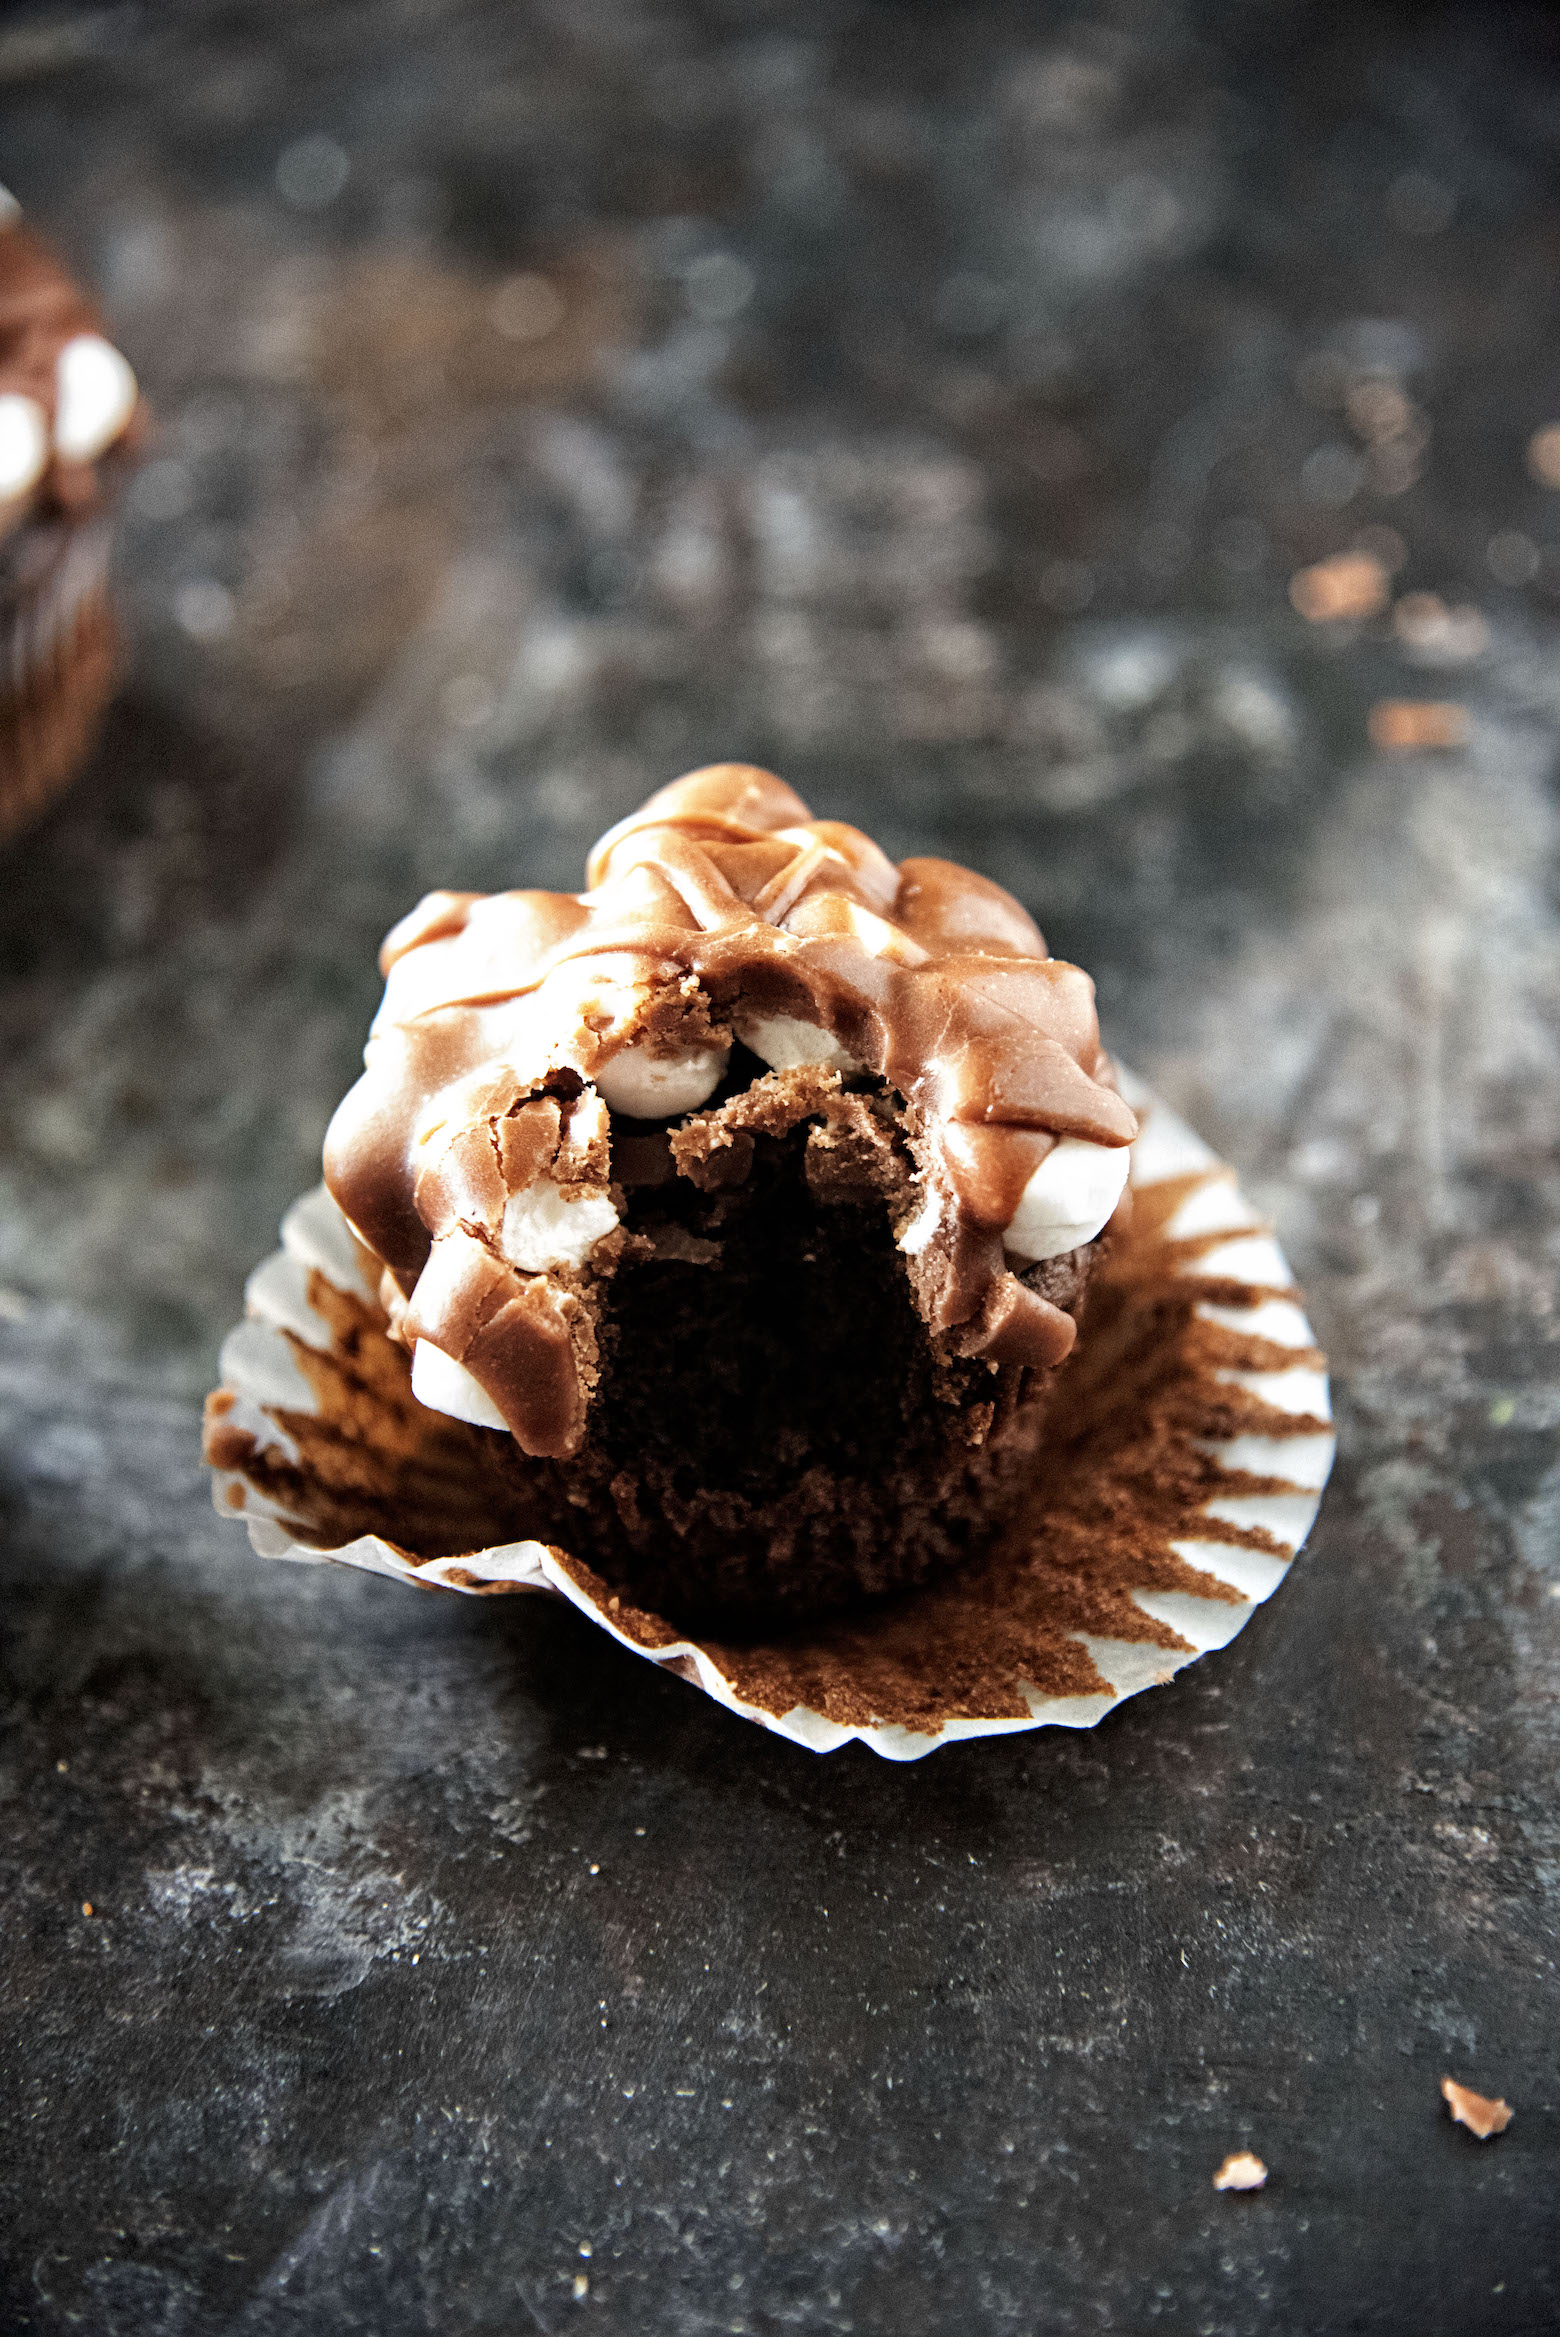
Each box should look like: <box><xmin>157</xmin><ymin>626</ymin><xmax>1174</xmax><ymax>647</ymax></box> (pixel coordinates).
<box><xmin>0</xmin><ymin>183</ymin><xmax>141</xmax><ymax>845</ymax></box>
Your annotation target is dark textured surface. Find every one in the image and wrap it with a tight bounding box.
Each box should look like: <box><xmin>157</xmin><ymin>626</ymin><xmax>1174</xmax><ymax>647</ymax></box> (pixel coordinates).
<box><xmin>2</xmin><ymin>4</ymin><xmax>1559</xmax><ymax>2331</ymax></box>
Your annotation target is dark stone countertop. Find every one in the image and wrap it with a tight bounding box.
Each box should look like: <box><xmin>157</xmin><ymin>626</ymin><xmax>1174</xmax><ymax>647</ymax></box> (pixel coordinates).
<box><xmin>1</xmin><ymin>4</ymin><xmax>1557</xmax><ymax>2331</ymax></box>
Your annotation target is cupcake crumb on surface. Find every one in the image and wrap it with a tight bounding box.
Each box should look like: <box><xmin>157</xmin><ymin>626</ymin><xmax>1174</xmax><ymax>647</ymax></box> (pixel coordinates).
<box><xmin>1441</xmin><ymin>2078</ymin><xmax>1513</xmax><ymax>2139</ymax></box>
<box><xmin>1289</xmin><ymin>550</ymin><xmax>1390</xmax><ymax>622</ymax></box>
<box><xmin>1212</xmin><ymin>2152</ymin><xmax>1267</xmax><ymax>2192</ymax></box>
<box><xmin>1367</xmin><ymin>699</ymin><xmax>1469</xmax><ymax>750</ymax></box>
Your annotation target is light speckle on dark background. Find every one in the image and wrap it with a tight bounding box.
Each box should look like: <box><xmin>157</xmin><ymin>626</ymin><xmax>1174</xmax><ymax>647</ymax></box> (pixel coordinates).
<box><xmin>1</xmin><ymin>3</ymin><xmax>1557</xmax><ymax>2332</ymax></box>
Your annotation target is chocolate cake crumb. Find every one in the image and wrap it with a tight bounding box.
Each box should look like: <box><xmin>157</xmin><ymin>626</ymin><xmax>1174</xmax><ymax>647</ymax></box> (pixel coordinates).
<box><xmin>1290</xmin><ymin>551</ymin><xmax>1389</xmax><ymax>623</ymax></box>
<box><xmin>1213</xmin><ymin>2152</ymin><xmax>1267</xmax><ymax>2192</ymax></box>
<box><xmin>1441</xmin><ymin>2078</ymin><xmax>1513</xmax><ymax>2139</ymax></box>
<box><xmin>1368</xmin><ymin>699</ymin><xmax>1469</xmax><ymax>751</ymax></box>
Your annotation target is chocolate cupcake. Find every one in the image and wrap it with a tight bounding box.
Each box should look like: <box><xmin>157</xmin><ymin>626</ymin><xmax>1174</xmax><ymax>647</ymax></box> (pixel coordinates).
<box><xmin>0</xmin><ymin>188</ymin><xmax>141</xmax><ymax>844</ymax></box>
<box><xmin>321</xmin><ymin>765</ymin><xmax>1136</xmax><ymax>1627</ymax></box>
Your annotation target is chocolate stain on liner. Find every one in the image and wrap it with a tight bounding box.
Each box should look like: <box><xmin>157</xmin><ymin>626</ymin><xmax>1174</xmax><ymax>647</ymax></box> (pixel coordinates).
<box><xmin>204</xmin><ymin>1156</ymin><xmax>1328</xmax><ymax>1741</ymax></box>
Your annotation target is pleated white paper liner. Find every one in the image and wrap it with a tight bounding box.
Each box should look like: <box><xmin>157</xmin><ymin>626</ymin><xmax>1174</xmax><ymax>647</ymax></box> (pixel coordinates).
<box><xmin>204</xmin><ymin>1072</ymin><xmax>1333</xmax><ymax>1761</ymax></box>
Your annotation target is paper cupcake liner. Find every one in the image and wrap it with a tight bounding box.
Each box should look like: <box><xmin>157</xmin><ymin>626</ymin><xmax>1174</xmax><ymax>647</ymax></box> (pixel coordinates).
<box><xmin>0</xmin><ymin>513</ymin><xmax>120</xmax><ymax>843</ymax></box>
<box><xmin>204</xmin><ymin>1072</ymin><xmax>1333</xmax><ymax>1760</ymax></box>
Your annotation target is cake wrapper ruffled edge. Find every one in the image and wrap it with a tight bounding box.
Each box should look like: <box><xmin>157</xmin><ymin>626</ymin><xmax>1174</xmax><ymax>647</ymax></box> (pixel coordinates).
<box><xmin>206</xmin><ymin>1070</ymin><xmax>1334</xmax><ymax>1761</ymax></box>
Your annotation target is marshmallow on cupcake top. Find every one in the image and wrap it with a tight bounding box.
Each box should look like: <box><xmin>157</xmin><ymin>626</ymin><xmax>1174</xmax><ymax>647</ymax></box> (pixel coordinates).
<box><xmin>324</xmin><ymin>766</ymin><xmax>1137</xmax><ymax>1459</ymax></box>
<box><xmin>0</xmin><ymin>185</ymin><xmax>140</xmax><ymax>525</ymax></box>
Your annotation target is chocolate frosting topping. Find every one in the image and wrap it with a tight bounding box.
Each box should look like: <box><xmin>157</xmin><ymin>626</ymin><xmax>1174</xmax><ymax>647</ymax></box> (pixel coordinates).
<box><xmin>324</xmin><ymin>766</ymin><xmax>1136</xmax><ymax>1457</ymax></box>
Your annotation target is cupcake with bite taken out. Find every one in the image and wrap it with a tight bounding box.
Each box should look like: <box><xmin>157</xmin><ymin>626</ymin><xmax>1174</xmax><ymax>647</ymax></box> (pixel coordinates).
<box><xmin>318</xmin><ymin>764</ymin><xmax>1137</xmax><ymax>1628</ymax></box>
<box><xmin>0</xmin><ymin>186</ymin><xmax>141</xmax><ymax>845</ymax></box>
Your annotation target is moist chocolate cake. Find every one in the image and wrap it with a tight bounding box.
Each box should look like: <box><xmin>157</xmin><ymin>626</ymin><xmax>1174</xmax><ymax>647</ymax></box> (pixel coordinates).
<box><xmin>323</xmin><ymin>765</ymin><xmax>1137</xmax><ymax>1626</ymax></box>
<box><xmin>0</xmin><ymin>189</ymin><xmax>141</xmax><ymax>843</ymax></box>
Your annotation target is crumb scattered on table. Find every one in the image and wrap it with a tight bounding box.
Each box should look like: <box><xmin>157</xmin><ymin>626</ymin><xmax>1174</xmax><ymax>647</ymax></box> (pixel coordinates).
<box><xmin>1368</xmin><ymin>699</ymin><xmax>1470</xmax><ymax>750</ymax></box>
<box><xmin>1442</xmin><ymin>2077</ymin><xmax>1513</xmax><ymax>2139</ymax></box>
<box><xmin>1391</xmin><ymin>592</ymin><xmax>1489</xmax><ymax>664</ymax></box>
<box><xmin>1213</xmin><ymin>2151</ymin><xmax>1267</xmax><ymax>2191</ymax></box>
<box><xmin>1527</xmin><ymin>423</ymin><xmax>1560</xmax><ymax>486</ymax></box>
<box><xmin>1289</xmin><ymin>551</ymin><xmax>1390</xmax><ymax>623</ymax></box>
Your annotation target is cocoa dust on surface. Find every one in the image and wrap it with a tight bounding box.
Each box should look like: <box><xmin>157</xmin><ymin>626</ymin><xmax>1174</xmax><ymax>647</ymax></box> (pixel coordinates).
<box><xmin>205</xmin><ymin>1163</ymin><xmax>1327</xmax><ymax>1738</ymax></box>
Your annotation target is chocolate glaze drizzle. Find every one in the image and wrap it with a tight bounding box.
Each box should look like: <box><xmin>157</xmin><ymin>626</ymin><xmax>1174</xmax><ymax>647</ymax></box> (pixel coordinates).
<box><xmin>324</xmin><ymin>765</ymin><xmax>1136</xmax><ymax>1456</ymax></box>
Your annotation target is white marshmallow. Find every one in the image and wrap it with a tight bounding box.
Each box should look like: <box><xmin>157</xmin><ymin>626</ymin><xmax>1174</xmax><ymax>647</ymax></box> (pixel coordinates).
<box><xmin>594</xmin><ymin>1041</ymin><xmax>728</xmax><ymax>1119</ymax></box>
<box><xmin>411</xmin><ymin>1341</ymin><xmax>508</xmax><ymax>1430</ymax></box>
<box><xmin>53</xmin><ymin>333</ymin><xmax>138</xmax><ymax>464</ymax></box>
<box><xmin>897</xmin><ymin>1189</ymin><xmax>942</xmax><ymax>1257</ymax></box>
<box><xmin>500</xmin><ymin>1179</ymin><xmax>618</xmax><ymax>1272</ymax></box>
<box><xmin>0</xmin><ymin>394</ymin><xmax>47</xmax><ymax>499</ymax></box>
<box><xmin>560</xmin><ymin>1084</ymin><xmax>611</xmax><ymax>1163</ymax></box>
<box><xmin>1003</xmin><ymin>1137</ymin><xmax>1132</xmax><ymax>1265</ymax></box>
<box><xmin>735</xmin><ymin>1012</ymin><xmax>860</xmax><ymax>1075</ymax></box>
